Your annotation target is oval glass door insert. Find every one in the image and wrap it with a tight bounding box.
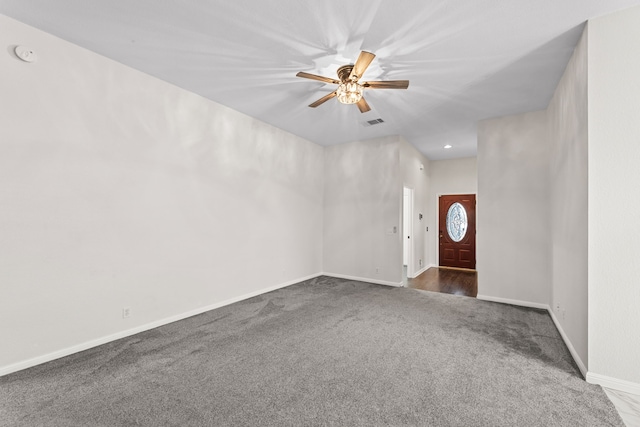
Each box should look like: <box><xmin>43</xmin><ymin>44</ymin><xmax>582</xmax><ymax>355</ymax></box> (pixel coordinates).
<box><xmin>446</xmin><ymin>202</ymin><xmax>468</xmax><ymax>242</ymax></box>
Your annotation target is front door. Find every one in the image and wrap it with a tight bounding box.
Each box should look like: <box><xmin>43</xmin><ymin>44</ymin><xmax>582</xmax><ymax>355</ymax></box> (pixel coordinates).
<box><xmin>439</xmin><ymin>194</ymin><xmax>476</xmax><ymax>269</ymax></box>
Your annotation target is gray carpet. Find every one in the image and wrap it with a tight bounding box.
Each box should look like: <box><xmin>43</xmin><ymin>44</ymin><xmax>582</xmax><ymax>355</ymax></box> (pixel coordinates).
<box><xmin>1</xmin><ymin>276</ymin><xmax>623</xmax><ymax>426</ymax></box>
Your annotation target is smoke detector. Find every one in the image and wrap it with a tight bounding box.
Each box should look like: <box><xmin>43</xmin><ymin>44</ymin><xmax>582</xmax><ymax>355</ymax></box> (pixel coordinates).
<box><xmin>14</xmin><ymin>46</ymin><xmax>37</xmax><ymax>63</ymax></box>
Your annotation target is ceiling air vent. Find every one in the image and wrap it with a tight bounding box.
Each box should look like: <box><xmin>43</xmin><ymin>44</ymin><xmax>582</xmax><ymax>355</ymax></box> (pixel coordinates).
<box><xmin>362</xmin><ymin>118</ymin><xmax>385</xmax><ymax>127</ymax></box>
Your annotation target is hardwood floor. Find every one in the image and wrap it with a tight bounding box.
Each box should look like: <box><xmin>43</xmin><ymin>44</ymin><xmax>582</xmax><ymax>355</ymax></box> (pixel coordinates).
<box><xmin>406</xmin><ymin>267</ymin><xmax>477</xmax><ymax>297</ymax></box>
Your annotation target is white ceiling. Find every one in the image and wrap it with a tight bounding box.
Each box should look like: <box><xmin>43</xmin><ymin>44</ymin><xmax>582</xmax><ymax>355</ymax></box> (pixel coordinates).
<box><xmin>1</xmin><ymin>0</ymin><xmax>639</xmax><ymax>160</ymax></box>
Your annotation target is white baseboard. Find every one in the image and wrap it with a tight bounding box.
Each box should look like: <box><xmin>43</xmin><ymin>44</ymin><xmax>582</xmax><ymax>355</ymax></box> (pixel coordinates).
<box><xmin>322</xmin><ymin>272</ymin><xmax>403</xmax><ymax>288</ymax></box>
<box><xmin>476</xmin><ymin>294</ymin><xmax>589</xmax><ymax>379</ymax></box>
<box><xmin>587</xmin><ymin>372</ymin><xmax>640</xmax><ymax>396</ymax></box>
<box><xmin>0</xmin><ymin>272</ymin><xmax>322</xmax><ymax>377</ymax></box>
<box><xmin>548</xmin><ymin>309</ymin><xmax>586</xmax><ymax>378</ymax></box>
<box><xmin>476</xmin><ymin>294</ymin><xmax>549</xmax><ymax>310</ymax></box>
<box><xmin>409</xmin><ymin>265</ymin><xmax>430</xmax><ymax>278</ymax></box>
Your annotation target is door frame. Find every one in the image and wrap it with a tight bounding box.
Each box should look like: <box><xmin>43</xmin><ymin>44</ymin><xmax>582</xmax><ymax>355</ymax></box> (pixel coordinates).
<box><xmin>435</xmin><ymin>192</ymin><xmax>477</xmax><ymax>268</ymax></box>
<box><xmin>403</xmin><ymin>187</ymin><xmax>415</xmax><ymax>279</ymax></box>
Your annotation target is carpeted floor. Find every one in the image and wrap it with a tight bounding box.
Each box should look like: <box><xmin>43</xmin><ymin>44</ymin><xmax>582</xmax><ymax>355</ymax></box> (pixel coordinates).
<box><xmin>0</xmin><ymin>276</ymin><xmax>623</xmax><ymax>426</ymax></box>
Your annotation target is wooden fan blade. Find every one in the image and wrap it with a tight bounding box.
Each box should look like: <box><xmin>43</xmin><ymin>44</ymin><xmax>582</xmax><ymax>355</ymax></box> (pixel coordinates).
<box><xmin>296</xmin><ymin>71</ymin><xmax>339</xmax><ymax>85</ymax></box>
<box><xmin>356</xmin><ymin>97</ymin><xmax>371</xmax><ymax>113</ymax></box>
<box><xmin>349</xmin><ymin>51</ymin><xmax>376</xmax><ymax>81</ymax></box>
<box><xmin>309</xmin><ymin>91</ymin><xmax>337</xmax><ymax>108</ymax></box>
<box><xmin>363</xmin><ymin>80</ymin><xmax>410</xmax><ymax>89</ymax></box>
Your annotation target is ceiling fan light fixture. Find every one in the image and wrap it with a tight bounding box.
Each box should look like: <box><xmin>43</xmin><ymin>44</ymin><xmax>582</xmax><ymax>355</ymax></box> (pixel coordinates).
<box><xmin>297</xmin><ymin>51</ymin><xmax>408</xmax><ymax>112</ymax></box>
<box><xmin>336</xmin><ymin>80</ymin><xmax>363</xmax><ymax>105</ymax></box>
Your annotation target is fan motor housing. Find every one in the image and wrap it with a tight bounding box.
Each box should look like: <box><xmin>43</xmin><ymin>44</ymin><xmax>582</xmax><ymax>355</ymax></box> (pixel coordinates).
<box><xmin>337</xmin><ymin>65</ymin><xmax>355</xmax><ymax>82</ymax></box>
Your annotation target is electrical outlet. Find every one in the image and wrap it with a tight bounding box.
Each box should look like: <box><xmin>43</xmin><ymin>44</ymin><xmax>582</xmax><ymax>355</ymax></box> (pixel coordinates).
<box><xmin>375</xmin><ymin>267</ymin><xmax>380</xmax><ymax>275</ymax></box>
<box><xmin>122</xmin><ymin>307</ymin><xmax>131</xmax><ymax>319</ymax></box>
<box><xmin>419</xmin><ymin>259</ymin><xmax>422</xmax><ymax>266</ymax></box>
<box><xmin>555</xmin><ymin>303</ymin><xmax>560</xmax><ymax>311</ymax></box>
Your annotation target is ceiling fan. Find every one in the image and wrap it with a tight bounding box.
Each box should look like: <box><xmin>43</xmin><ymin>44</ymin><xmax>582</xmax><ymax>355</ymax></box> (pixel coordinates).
<box><xmin>296</xmin><ymin>51</ymin><xmax>409</xmax><ymax>113</ymax></box>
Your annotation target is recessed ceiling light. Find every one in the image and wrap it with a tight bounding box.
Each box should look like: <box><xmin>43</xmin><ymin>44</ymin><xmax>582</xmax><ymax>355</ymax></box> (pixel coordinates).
<box><xmin>444</xmin><ymin>144</ymin><xmax>452</xmax><ymax>149</ymax></box>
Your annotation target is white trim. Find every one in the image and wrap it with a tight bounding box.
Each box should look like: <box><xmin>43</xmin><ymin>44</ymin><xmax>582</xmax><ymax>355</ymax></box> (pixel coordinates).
<box><xmin>410</xmin><ymin>265</ymin><xmax>429</xmax><ymax>278</ymax></box>
<box><xmin>403</xmin><ymin>186</ymin><xmax>414</xmax><ymax>278</ymax></box>
<box><xmin>0</xmin><ymin>272</ymin><xmax>322</xmax><ymax>377</ymax></box>
<box><xmin>322</xmin><ymin>272</ymin><xmax>403</xmax><ymax>288</ymax></box>
<box><xmin>587</xmin><ymin>372</ymin><xmax>640</xmax><ymax>396</ymax></box>
<box><xmin>476</xmin><ymin>294</ymin><xmax>549</xmax><ymax>310</ymax></box>
<box><xmin>548</xmin><ymin>309</ymin><xmax>587</xmax><ymax>377</ymax></box>
<box><xmin>476</xmin><ymin>294</ymin><xmax>591</xmax><ymax>380</ymax></box>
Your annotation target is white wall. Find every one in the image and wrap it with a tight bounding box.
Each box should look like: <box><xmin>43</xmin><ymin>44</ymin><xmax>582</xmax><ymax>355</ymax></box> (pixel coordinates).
<box><xmin>477</xmin><ymin>111</ymin><xmax>551</xmax><ymax>305</ymax></box>
<box><xmin>0</xmin><ymin>15</ymin><xmax>323</xmax><ymax>373</ymax></box>
<box><xmin>547</xmin><ymin>27</ymin><xmax>588</xmax><ymax>371</ymax></box>
<box><xmin>399</xmin><ymin>139</ymin><xmax>430</xmax><ymax>277</ymax></box>
<box><xmin>475</xmin><ymin>11</ymin><xmax>640</xmax><ymax>392</ymax></box>
<box><xmin>587</xmin><ymin>7</ymin><xmax>640</xmax><ymax>387</ymax></box>
<box><xmin>322</xmin><ymin>137</ymin><xmax>429</xmax><ymax>285</ymax></box>
<box><xmin>323</xmin><ymin>136</ymin><xmax>402</xmax><ymax>285</ymax></box>
<box><xmin>6</xmin><ymin>7</ymin><xmax>639</xmax><ymax>392</ymax></box>
<box><xmin>427</xmin><ymin>157</ymin><xmax>478</xmax><ymax>267</ymax></box>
